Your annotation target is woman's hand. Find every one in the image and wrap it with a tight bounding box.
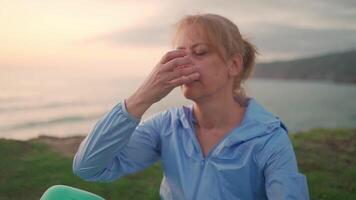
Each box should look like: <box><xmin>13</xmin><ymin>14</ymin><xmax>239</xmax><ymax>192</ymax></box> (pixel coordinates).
<box><xmin>125</xmin><ymin>49</ymin><xmax>200</xmax><ymax>119</ymax></box>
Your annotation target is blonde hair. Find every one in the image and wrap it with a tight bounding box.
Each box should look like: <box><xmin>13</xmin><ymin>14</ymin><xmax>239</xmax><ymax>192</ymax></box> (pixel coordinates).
<box><xmin>171</xmin><ymin>13</ymin><xmax>257</xmax><ymax>106</ymax></box>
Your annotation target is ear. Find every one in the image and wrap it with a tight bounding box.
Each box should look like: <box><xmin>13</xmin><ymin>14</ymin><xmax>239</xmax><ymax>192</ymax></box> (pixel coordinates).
<box><xmin>227</xmin><ymin>54</ymin><xmax>243</xmax><ymax>77</ymax></box>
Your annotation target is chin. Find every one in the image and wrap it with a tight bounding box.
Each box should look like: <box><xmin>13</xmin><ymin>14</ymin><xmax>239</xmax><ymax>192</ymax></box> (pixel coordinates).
<box><xmin>180</xmin><ymin>84</ymin><xmax>202</xmax><ymax>101</ymax></box>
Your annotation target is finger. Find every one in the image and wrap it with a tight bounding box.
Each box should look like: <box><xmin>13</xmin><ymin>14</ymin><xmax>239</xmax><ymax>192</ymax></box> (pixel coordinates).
<box><xmin>162</xmin><ymin>55</ymin><xmax>192</xmax><ymax>72</ymax></box>
<box><xmin>166</xmin><ymin>65</ymin><xmax>198</xmax><ymax>80</ymax></box>
<box><xmin>160</xmin><ymin>49</ymin><xmax>187</xmax><ymax>64</ymax></box>
<box><xmin>167</xmin><ymin>72</ymin><xmax>200</xmax><ymax>87</ymax></box>
<box><xmin>174</xmin><ymin>64</ymin><xmax>191</xmax><ymax>71</ymax></box>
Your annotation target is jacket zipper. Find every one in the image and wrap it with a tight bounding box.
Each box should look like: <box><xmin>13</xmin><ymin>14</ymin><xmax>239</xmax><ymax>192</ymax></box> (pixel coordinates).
<box><xmin>188</xmin><ymin>109</ymin><xmax>244</xmax><ymax>199</ymax></box>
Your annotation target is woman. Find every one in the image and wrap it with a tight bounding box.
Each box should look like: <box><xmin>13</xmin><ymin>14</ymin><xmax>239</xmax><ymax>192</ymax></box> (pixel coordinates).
<box><xmin>73</xmin><ymin>13</ymin><xmax>309</xmax><ymax>199</ymax></box>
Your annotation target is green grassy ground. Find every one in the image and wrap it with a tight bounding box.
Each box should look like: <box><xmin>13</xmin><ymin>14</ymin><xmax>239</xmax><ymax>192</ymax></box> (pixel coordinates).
<box><xmin>291</xmin><ymin>128</ymin><xmax>356</xmax><ymax>200</ymax></box>
<box><xmin>0</xmin><ymin>140</ymin><xmax>162</xmax><ymax>200</ymax></box>
<box><xmin>0</xmin><ymin>128</ymin><xmax>355</xmax><ymax>200</ymax></box>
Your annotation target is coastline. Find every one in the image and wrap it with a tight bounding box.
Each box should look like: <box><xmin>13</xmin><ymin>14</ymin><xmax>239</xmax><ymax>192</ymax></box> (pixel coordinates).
<box><xmin>16</xmin><ymin>127</ymin><xmax>356</xmax><ymax>158</ymax></box>
<box><xmin>251</xmin><ymin>77</ymin><xmax>356</xmax><ymax>85</ymax></box>
<box><xmin>29</xmin><ymin>135</ymin><xmax>85</xmax><ymax>158</ymax></box>
<box><xmin>0</xmin><ymin>127</ymin><xmax>355</xmax><ymax>199</ymax></box>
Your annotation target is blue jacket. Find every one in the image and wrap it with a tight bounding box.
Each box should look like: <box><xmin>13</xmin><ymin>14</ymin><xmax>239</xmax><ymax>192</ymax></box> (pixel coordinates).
<box><xmin>73</xmin><ymin>97</ymin><xmax>309</xmax><ymax>199</ymax></box>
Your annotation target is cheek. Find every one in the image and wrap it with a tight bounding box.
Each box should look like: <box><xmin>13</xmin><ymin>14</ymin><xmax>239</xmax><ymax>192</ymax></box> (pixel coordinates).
<box><xmin>195</xmin><ymin>62</ymin><xmax>225</xmax><ymax>83</ymax></box>
<box><xmin>194</xmin><ymin>60</ymin><xmax>213</xmax><ymax>77</ymax></box>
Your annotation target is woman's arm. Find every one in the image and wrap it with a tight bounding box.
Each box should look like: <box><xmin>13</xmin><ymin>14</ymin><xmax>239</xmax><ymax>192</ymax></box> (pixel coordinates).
<box><xmin>73</xmin><ymin>49</ymin><xmax>199</xmax><ymax>182</ymax></box>
<box><xmin>263</xmin><ymin>128</ymin><xmax>310</xmax><ymax>200</ymax></box>
<box><xmin>72</xmin><ymin>99</ymin><xmax>162</xmax><ymax>182</ymax></box>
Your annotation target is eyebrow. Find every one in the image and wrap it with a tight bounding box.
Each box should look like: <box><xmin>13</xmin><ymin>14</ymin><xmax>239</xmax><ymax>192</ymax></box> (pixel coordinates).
<box><xmin>176</xmin><ymin>43</ymin><xmax>207</xmax><ymax>50</ymax></box>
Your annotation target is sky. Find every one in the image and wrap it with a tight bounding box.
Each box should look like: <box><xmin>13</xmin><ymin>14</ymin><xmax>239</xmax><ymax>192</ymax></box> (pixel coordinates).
<box><xmin>1</xmin><ymin>0</ymin><xmax>355</xmax><ymax>76</ymax></box>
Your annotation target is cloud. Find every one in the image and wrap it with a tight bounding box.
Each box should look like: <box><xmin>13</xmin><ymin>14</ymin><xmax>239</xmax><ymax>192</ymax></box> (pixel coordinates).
<box><xmin>87</xmin><ymin>0</ymin><xmax>356</xmax><ymax>60</ymax></box>
<box><xmin>253</xmin><ymin>23</ymin><xmax>356</xmax><ymax>60</ymax></box>
<box><xmin>91</xmin><ymin>24</ymin><xmax>171</xmax><ymax>47</ymax></box>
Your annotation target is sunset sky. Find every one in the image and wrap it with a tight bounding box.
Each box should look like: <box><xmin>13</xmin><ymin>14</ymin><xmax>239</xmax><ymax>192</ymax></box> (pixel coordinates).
<box><xmin>1</xmin><ymin>0</ymin><xmax>355</xmax><ymax>76</ymax></box>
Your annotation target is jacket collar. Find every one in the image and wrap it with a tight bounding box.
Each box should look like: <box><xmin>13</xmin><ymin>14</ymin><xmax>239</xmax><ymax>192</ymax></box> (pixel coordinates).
<box><xmin>179</xmin><ymin>97</ymin><xmax>287</xmax><ymax>147</ymax></box>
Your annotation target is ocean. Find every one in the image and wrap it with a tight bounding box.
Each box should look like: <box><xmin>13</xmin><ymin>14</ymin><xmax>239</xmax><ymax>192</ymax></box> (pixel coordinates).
<box><xmin>1</xmin><ymin>68</ymin><xmax>355</xmax><ymax>140</ymax></box>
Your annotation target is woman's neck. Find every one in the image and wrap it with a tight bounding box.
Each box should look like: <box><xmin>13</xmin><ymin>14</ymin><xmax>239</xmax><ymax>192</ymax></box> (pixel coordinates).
<box><xmin>192</xmin><ymin>93</ymin><xmax>246</xmax><ymax>130</ymax></box>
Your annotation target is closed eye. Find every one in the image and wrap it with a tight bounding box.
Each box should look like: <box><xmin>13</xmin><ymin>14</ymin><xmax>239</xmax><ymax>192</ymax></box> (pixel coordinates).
<box><xmin>195</xmin><ymin>52</ymin><xmax>207</xmax><ymax>56</ymax></box>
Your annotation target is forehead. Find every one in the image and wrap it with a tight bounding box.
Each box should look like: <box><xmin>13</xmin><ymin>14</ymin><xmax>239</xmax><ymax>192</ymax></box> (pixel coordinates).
<box><xmin>176</xmin><ymin>42</ymin><xmax>208</xmax><ymax>50</ymax></box>
<box><xmin>174</xmin><ymin>25</ymin><xmax>210</xmax><ymax>49</ymax></box>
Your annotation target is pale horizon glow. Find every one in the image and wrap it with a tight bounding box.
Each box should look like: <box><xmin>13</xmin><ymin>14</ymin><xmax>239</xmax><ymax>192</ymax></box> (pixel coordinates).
<box><xmin>0</xmin><ymin>0</ymin><xmax>167</xmax><ymax>76</ymax></box>
<box><xmin>1</xmin><ymin>0</ymin><xmax>355</xmax><ymax>76</ymax></box>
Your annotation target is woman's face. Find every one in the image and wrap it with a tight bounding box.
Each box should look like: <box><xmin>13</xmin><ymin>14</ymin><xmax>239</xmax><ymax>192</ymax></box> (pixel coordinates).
<box><xmin>175</xmin><ymin>27</ymin><xmax>233</xmax><ymax>102</ymax></box>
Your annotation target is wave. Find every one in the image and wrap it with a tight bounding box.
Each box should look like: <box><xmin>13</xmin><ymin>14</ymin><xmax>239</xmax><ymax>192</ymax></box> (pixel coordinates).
<box><xmin>0</xmin><ymin>113</ymin><xmax>102</xmax><ymax>131</ymax></box>
<box><xmin>0</xmin><ymin>101</ymin><xmax>93</xmax><ymax>113</ymax></box>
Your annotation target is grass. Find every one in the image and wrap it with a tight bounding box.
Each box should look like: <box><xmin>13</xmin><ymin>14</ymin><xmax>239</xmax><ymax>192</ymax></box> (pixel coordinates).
<box><xmin>0</xmin><ymin>128</ymin><xmax>355</xmax><ymax>199</ymax></box>
<box><xmin>0</xmin><ymin>140</ymin><xmax>162</xmax><ymax>200</ymax></box>
<box><xmin>291</xmin><ymin>128</ymin><xmax>356</xmax><ymax>200</ymax></box>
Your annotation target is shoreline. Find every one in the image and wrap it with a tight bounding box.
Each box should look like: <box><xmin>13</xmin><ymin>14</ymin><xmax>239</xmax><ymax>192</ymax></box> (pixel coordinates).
<box><xmin>251</xmin><ymin>77</ymin><xmax>356</xmax><ymax>85</ymax></box>
<box><xmin>29</xmin><ymin>135</ymin><xmax>85</xmax><ymax>157</ymax></box>
<box><xmin>0</xmin><ymin>127</ymin><xmax>354</xmax><ymax>158</ymax></box>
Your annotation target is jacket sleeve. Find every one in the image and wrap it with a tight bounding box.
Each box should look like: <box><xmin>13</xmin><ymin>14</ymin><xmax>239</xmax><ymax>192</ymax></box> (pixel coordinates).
<box><xmin>73</xmin><ymin>99</ymin><xmax>161</xmax><ymax>182</ymax></box>
<box><xmin>264</xmin><ymin>128</ymin><xmax>310</xmax><ymax>200</ymax></box>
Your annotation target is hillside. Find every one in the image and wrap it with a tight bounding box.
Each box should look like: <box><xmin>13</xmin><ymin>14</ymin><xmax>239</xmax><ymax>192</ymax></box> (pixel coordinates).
<box><xmin>0</xmin><ymin>128</ymin><xmax>356</xmax><ymax>199</ymax></box>
<box><xmin>254</xmin><ymin>49</ymin><xmax>356</xmax><ymax>84</ymax></box>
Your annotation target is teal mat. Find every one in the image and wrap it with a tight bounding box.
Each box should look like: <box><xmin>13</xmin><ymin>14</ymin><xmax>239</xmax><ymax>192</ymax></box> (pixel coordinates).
<box><xmin>40</xmin><ymin>185</ymin><xmax>105</xmax><ymax>200</ymax></box>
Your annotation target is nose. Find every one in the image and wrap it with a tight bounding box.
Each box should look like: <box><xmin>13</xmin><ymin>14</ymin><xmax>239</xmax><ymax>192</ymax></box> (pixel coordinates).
<box><xmin>184</xmin><ymin>50</ymin><xmax>194</xmax><ymax>62</ymax></box>
<box><xmin>179</xmin><ymin>52</ymin><xmax>198</xmax><ymax>72</ymax></box>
